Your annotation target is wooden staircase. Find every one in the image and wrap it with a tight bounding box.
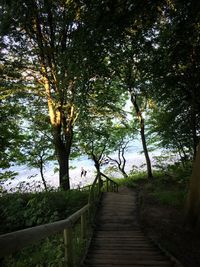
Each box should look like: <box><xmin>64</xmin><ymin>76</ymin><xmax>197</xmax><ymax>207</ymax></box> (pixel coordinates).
<box><xmin>83</xmin><ymin>187</ymin><xmax>177</xmax><ymax>267</ymax></box>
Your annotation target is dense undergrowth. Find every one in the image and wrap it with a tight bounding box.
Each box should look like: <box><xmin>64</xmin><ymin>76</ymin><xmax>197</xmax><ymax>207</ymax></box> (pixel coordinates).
<box><xmin>0</xmin><ymin>189</ymin><xmax>89</xmax><ymax>235</ymax></box>
<box><xmin>0</xmin><ymin>188</ymin><xmax>90</xmax><ymax>267</ymax></box>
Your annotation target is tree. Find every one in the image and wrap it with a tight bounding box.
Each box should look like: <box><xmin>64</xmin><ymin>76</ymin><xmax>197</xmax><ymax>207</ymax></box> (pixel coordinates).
<box><xmin>144</xmin><ymin>0</ymin><xmax>200</xmax><ymax>225</ymax></box>
<box><xmin>24</xmin><ymin>134</ymin><xmax>54</xmax><ymax>192</ymax></box>
<box><xmin>0</xmin><ymin>39</ymin><xmax>27</xmax><ymax>171</ymax></box>
<box><xmin>78</xmin><ymin>119</ymin><xmax>109</xmax><ymax>176</ymax></box>
<box><xmin>147</xmin><ymin>0</ymin><xmax>200</xmax><ymax>160</ymax></box>
<box><xmin>107</xmin><ymin>32</ymin><xmax>154</xmax><ymax>180</ymax></box>
<box><xmin>106</xmin><ymin>124</ymin><xmax>135</xmax><ymax>178</ymax></box>
<box><xmin>148</xmin><ymin>103</ymin><xmax>194</xmax><ymax>165</ymax></box>
<box><xmin>76</xmin><ymin>76</ymin><xmax>128</xmax><ymax>175</ymax></box>
<box><xmin>0</xmin><ymin>100</ymin><xmax>24</xmax><ymax>169</ymax></box>
<box><xmin>0</xmin><ymin>0</ymin><xmax>94</xmax><ymax>190</ymax></box>
<box><xmin>0</xmin><ymin>0</ymin><xmax>170</xmax><ymax>189</ymax></box>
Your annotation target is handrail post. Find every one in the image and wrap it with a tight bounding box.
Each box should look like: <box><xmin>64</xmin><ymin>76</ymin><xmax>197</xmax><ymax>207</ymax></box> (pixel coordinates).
<box><xmin>98</xmin><ymin>173</ymin><xmax>101</xmax><ymax>195</ymax></box>
<box><xmin>106</xmin><ymin>178</ymin><xmax>109</xmax><ymax>192</ymax></box>
<box><xmin>63</xmin><ymin>227</ymin><xmax>73</xmax><ymax>267</ymax></box>
<box><xmin>81</xmin><ymin>212</ymin><xmax>86</xmax><ymax>240</ymax></box>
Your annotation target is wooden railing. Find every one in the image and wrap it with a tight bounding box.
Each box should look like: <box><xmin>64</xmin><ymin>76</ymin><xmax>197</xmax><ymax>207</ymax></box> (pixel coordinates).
<box><xmin>100</xmin><ymin>172</ymin><xmax>119</xmax><ymax>193</ymax></box>
<box><xmin>0</xmin><ymin>173</ymin><xmax>118</xmax><ymax>267</ymax></box>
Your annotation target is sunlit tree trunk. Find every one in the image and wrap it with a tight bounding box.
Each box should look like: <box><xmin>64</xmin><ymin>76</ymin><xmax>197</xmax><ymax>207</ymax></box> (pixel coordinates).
<box><xmin>44</xmin><ymin>77</ymin><xmax>76</xmax><ymax>190</ymax></box>
<box><xmin>186</xmin><ymin>143</ymin><xmax>200</xmax><ymax>227</ymax></box>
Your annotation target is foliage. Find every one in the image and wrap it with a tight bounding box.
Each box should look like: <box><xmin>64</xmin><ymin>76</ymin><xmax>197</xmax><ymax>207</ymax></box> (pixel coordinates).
<box><xmin>3</xmin><ymin>234</ymin><xmax>64</xmax><ymax>267</ymax></box>
<box><xmin>0</xmin><ymin>171</ymin><xmax>18</xmax><ymax>182</ymax></box>
<box><xmin>76</xmin><ymin>78</ymin><xmax>128</xmax><ymax>172</ymax></box>
<box><xmin>2</xmin><ymin>222</ymin><xmax>89</xmax><ymax>267</ymax></box>
<box><xmin>152</xmin><ymin>153</ymin><xmax>192</xmax><ymax>186</ymax></box>
<box><xmin>146</xmin><ymin>0</ymin><xmax>200</xmax><ymax>158</ymax></box>
<box><xmin>114</xmin><ymin>171</ymin><xmax>148</xmax><ymax>189</ymax></box>
<box><xmin>0</xmin><ymin>98</ymin><xmax>26</xmax><ymax>169</ymax></box>
<box><xmin>0</xmin><ymin>189</ymin><xmax>89</xmax><ymax>235</ymax></box>
<box><xmin>2</xmin><ymin>221</ymin><xmax>89</xmax><ymax>267</ymax></box>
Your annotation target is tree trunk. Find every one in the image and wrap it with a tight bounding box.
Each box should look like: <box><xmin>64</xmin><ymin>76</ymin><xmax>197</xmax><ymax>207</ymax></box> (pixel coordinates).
<box><xmin>140</xmin><ymin>119</ymin><xmax>153</xmax><ymax>179</ymax></box>
<box><xmin>39</xmin><ymin>156</ymin><xmax>48</xmax><ymax>192</ymax></box>
<box><xmin>191</xmin><ymin>105</ymin><xmax>198</xmax><ymax>160</ymax></box>
<box><xmin>43</xmin><ymin>77</ymin><xmax>75</xmax><ymax>191</ymax></box>
<box><xmin>54</xmin><ymin>129</ymin><xmax>72</xmax><ymax>191</ymax></box>
<box><xmin>186</xmin><ymin>143</ymin><xmax>200</xmax><ymax>227</ymax></box>
<box><xmin>92</xmin><ymin>155</ymin><xmax>101</xmax><ymax>175</ymax></box>
<box><xmin>120</xmin><ymin>146</ymin><xmax>128</xmax><ymax>178</ymax></box>
<box><xmin>57</xmin><ymin>148</ymin><xmax>70</xmax><ymax>190</ymax></box>
<box><xmin>130</xmin><ymin>91</ymin><xmax>153</xmax><ymax>180</ymax></box>
<box><xmin>120</xmin><ymin>167</ymin><xmax>128</xmax><ymax>178</ymax></box>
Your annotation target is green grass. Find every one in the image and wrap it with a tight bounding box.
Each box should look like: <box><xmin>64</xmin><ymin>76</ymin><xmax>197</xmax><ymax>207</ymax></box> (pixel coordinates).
<box><xmin>114</xmin><ymin>168</ymin><xmax>189</xmax><ymax>208</ymax></box>
<box><xmin>113</xmin><ymin>171</ymin><xmax>149</xmax><ymax>188</ymax></box>
<box><xmin>150</xmin><ymin>190</ymin><xmax>186</xmax><ymax>207</ymax></box>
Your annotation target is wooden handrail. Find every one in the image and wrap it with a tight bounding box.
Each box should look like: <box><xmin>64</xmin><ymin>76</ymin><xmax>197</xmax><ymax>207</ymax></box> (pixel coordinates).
<box><xmin>100</xmin><ymin>172</ymin><xmax>119</xmax><ymax>192</ymax></box>
<box><xmin>88</xmin><ymin>173</ymin><xmax>100</xmax><ymax>205</ymax></box>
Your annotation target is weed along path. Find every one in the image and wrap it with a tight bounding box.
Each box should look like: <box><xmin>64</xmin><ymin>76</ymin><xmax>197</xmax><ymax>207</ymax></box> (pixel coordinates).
<box><xmin>82</xmin><ymin>187</ymin><xmax>179</xmax><ymax>267</ymax></box>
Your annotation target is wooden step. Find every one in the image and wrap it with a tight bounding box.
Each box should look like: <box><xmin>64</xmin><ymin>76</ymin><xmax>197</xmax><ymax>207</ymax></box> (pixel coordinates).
<box><xmin>85</xmin><ymin>258</ymin><xmax>173</xmax><ymax>266</ymax></box>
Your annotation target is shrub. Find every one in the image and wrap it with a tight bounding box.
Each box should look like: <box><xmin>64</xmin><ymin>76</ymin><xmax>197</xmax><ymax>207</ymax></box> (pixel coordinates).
<box><xmin>0</xmin><ymin>189</ymin><xmax>89</xmax><ymax>234</ymax></box>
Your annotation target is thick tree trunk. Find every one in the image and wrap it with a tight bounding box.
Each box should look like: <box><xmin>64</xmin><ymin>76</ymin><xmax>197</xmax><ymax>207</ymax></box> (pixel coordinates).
<box><xmin>130</xmin><ymin>92</ymin><xmax>153</xmax><ymax>180</ymax></box>
<box><xmin>54</xmin><ymin>128</ymin><xmax>72</xmax><ymax>191</ymax></box>
<box><xmin>44</xmin><ymin>77</ymin><xmax>75</xmax><ymax>191</ymax></box>
<box><xmin>186</xmin><ymin>143</ymin><xmax>200</xmax><ymax>227</ymax></box>
<box><xmin>57</xmin><ymin>148</ymin><xmax>70</xmax><ymax>190</ymax></box>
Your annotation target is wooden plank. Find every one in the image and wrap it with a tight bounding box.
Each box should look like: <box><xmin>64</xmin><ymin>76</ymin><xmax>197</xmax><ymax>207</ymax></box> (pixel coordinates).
<box><xmin>87</xmin><ymin>254</ymin><xmax>168</xmax><ymax>261</ymax></box>
<box><xmin>85</xmin><ymin>266</ymin><xmax>171</xmax><ymax>267</ymax></box>
<box><xmin>86</xmin><ymin>257</ymin><xmax>172</xmax><ymax>267</ymax></box>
